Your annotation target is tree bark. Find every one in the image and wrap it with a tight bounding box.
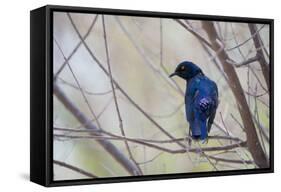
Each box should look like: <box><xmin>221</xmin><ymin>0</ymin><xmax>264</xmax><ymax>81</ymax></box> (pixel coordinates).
<box><xmin>248</xmin><ymin>24</ymin><xmax>270</xmax><ymax>90</ymax></box>
<box><xmin>201</xmin><ymin>21</ymin><xmax>269</xmax><ymax>168</ymax></box>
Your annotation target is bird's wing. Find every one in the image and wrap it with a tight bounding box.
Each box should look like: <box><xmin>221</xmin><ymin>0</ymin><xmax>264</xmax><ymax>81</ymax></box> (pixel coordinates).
<box><xmin>207</xmin><ymin>109</ymin><xmax>216</xmax><ymax>133</ymax></box>
<box><xmin>185</xmin><ymin>79</ymin><xmax>199</xmax><ymax>122</ymax></box>
<box><xmin>207</xmin><ymin>81</ymin><xmax>219</xmax><ymax>133</ymax></box>
<box><xmin>185</xmin><ymin>93</ymin><xmax>194</xmax><ymax>122</ymax></box>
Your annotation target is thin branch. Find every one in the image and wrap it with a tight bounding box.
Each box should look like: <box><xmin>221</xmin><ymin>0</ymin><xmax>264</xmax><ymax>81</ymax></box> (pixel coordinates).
<box><xmin>214</xmin><ymin>116</ymin><xmax>253</xmax><ymax>165</ymax></box>
<box><xmin>253</xmin><ymin>85</ymin><xmax>268</xmax><ymax>153</ymax></box>
<box><xmin>54</xmin><ymin>15</ymin><xmax>99</xmax><ymax>80</ymax></box>
<box><xmin>54</xmin><ymin>38</ymin><xmax>102</xmax><ymax>129</ymax></box>
<box><xmin>54</xmin><ymin>133</ymin><xmax>247</xmax><ymax>154</ymax></box>
<box><xmin>249</xmin><ymin>65</ymin><xmax>268</xmax><ymax>92</ymax></box>
<box><xmin>66</xmin><ymin>13</ymin><xmax>187</xmax><ymax>150</ymax></box>
<box><xmin>159</xmin><ymin>19</ymin><xmax>185</xmax><ymax>95</ymax></box>
<box><xmin>54</xmin><ymin>160</ymin><xmax>97</xmax><ymax>178</ymax></box>
<box><xmin>201</xmin><ymin>20</ymin><xmax>268</xmax><ymax>168</ymax></box>
<box><xmin>229</xmin><ymin>23</ymin><xmax>246</xmax><ymax>58</ymax></box>
<box><xmin>228</xmin><ymin>55</ymin><xmax>259</xmax><ymax>68</ymax></box>
<box><xmin>147</xmin><ymin>102</ymin><xmax>184</xmax><ymax>118</ymax></box>
<box><xmin>174</xmin><ymin>19</ymin><xmax>213</xmax><ymax>50</ymax></box>
<box><xmin>196</xmin><ymin>142</ymin><xmax>218</xmax><ymax>171</ymax></box>
<box><xmin>230</xmin><ymin>113</ymin><xmax>245</xmax><ymax>132</ymax></box>
<box><xmin>219</xmin><ymin>112</ymin><xmax>230</xmax><ymax>138</ymax></box>
<box><xmin>184</xmin><ymin>20</ymin><xmax>227</xmax><ymax>85</ymax></box>
<box><xmin>251</xmin><ymin>112</ymin><xmax>269</xmax><ymax>143</ymax></box>
<box><xmin>201</xmin><ymin>40</ymin><xmax>228</xmax><ymax>82</ymax></box>
<box><xmin>75</xmin><ymin>96</ymin><xmax>113</xmax><ymax>127</ymax></box>
<box><xmin>244</xmin><ymin>90</ymin><xmax>268</xmax><ymax>98</ymax></box>
<box><xmin>101</xmin><ymin>15</ymin><xmax>142</xmax><ymax>175</ymax></box>
<box><xmin>115</xmin><ymin>17</ymin><xmax>185</xmax><ymax>96</ymax></box>
<box><xmin>57</xmin><ymin>77</ymin><xmax>113</xmax><ymax>96</ymax></box>
<box><xmin>137</xmin><ymin>152</ymin><xmax>163</xmax><ymax>165</ymax></box>
<box><xmin>248</xmin><ymin>24</ymin><xmax>270</xmax><ymax>90</ymax></box>
<box><xmin>213</xmin><ymin>121</ymin><xmax>254</xmax><ymax>167</ymax></box>
<box><xmin>55</xmin><ymin>96</ymin><xmax>112</xmax><ymax>130</ymax></box>
<box><xmin>208</xmin><ymin>155</ymin><xmax>254</xmax><ymax>165</ymax></box>
<box><xmin>54</xmin><ymin>82</ymin><xmax>141</xmax><ymax>176</ymax></box>
<box><xmin>226</xmin><ymin>24</ymin><xmax>265</xmax><ymax>51</ymax></box>
<box><xmin>54</xmin><ymin>127</ymin><xmax>243</xmax><ymax>143</ymax></box>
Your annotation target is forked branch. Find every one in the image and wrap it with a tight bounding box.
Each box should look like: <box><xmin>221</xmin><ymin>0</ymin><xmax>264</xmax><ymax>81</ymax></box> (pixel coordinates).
<box><xmin>53</xmin><ymin>83</ymin><xmax>141</xmax><ymax>176</ymax></box>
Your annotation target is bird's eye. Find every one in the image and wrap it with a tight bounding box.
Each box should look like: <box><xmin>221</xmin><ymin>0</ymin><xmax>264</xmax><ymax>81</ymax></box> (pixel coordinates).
<box><xmin>180</xmin><ymin>66</ymin><xmax>185</xmax><ymax>71</ymax></box>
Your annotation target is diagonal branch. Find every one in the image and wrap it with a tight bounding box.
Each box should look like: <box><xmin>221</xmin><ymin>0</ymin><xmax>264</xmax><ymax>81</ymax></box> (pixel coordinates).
<box><xmin>66</xmin><ymin>13</ymin><xmax>187</xmax><ymax>150</ymax></box>
<box><xmin>208</xmin><ymin>155</ymin><xmax>254</xmax><ymax>165</ymax></box>
<box><xmin>248</xmin><ymin>24</ymin><xmax>270</xmax><ymax>89</ymax></box>
<box><xmin>227</xmin><ymin>55</ymin><xmax>259</xmax><ymax>68</ymax></box>
<box><xmin>54</xmin><ymin>38</ymin><xmax>102</xmax><ymax>129</ymax></box>
<box><xmin>53</xmin><ymin>83</ymin><xmax>141</xmax><ymax>176</ymax></box>
<box><xmin>54</xmin><ymin>133</ymin><xmax>247</xmax><ymax>154</ymax></box>
<box><xmin>57</xmin><ymin>77</ymin><xmax>113</xmax><ymax>96</ymax></box>
<box><xmin>54</xmin><ymin>15</ymin><xmax>99</xmax><ymax>80</ymax></box>
<box><xmin>115</xmin><ymin>17</ymin><xmax>185</xmax><ymax>96</ymax></box>
<box><xmin>54</xmin><ymin>160</ymin><xmax>98</xmax><ymax>178</ymax></box>
<box><xmin>201</xmin><ymin>21</ymin><xmax>269</xmax><ymax>168</ymax></box>
<box><xmin>54</xmin><ymin>127</ymin><xmax>243</xmax><ymax>143</ymax></box>
<box><xmin>101</xmin><ymin>15</ymin><xmax>142</xmax><ymax>175</ymax></box>
<box><xmin>226</xmin><ymin>24</ymin><xmax>265</xmax><ymax>51</ymax></box>
<box><xmin>159</xmin><ymin>18</ymin><xmax>185</xmax><ymax>96</ymax></box>
<box><xmin>174</xmin><ymin>19</ymin><xmax>213</xmax><ymax>50</ymax></box>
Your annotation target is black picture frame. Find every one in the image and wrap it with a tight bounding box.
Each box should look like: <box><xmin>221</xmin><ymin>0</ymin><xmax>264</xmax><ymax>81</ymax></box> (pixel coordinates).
<box><xmin>30</xmin><ymin>4</ymin><xmax>274</xmax><ymax>187</ymax></box>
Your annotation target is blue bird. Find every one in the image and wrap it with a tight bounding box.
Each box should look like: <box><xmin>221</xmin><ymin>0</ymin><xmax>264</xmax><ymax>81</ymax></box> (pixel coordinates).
<box><xmin>169</xmin><ymin>61</ymin><xmax>218</xmax><ymax>141</ymax></box>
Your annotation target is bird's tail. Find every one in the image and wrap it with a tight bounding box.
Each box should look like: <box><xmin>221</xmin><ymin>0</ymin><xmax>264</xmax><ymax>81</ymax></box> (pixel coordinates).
<box><xmin>191</xmin><ymin>112</ymin><xmax>207</xmax><ymax>140</ymax></box>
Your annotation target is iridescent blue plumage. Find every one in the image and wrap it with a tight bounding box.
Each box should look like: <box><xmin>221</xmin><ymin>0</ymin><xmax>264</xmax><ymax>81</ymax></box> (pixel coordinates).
<box><xmin>170</xmin><ymin>61</ymin><xmax>218</xmax><ymax>141</ymax></box>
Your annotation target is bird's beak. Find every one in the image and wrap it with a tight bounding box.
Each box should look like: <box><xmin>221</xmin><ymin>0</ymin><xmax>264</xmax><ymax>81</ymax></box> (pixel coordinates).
<box><xmin>169</xmin><ymin>72</ymin><xmax>177</xmax><ymax>78</ymax></box>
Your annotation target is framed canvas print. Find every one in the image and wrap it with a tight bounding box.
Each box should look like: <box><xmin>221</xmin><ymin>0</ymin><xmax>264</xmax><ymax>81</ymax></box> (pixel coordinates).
<box><xmin>30</xmin><ymin>5</ymin><xmax>274</xmax><ymax>187</ymax></box>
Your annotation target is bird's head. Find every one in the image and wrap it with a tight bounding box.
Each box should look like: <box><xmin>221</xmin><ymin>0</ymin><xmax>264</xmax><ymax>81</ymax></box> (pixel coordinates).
<box><xmin>169</xmin><ymin>61</ymin><xmax>203</xmax><ymax>81</ymax></box>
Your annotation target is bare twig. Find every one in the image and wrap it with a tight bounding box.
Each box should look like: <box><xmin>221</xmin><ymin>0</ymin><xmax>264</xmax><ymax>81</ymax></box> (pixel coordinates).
<box><xmin>230</xmin><ymin>113</ymin><xmax>245</xmax><ymax>131</ymax></box>
<box><xmin>76</xmin><ymin>96</ymin><xmax>113</xmax><ymax>127</ymax></box>
<box><xmin>219</xmin><ymin>112</ymin><xmax>230</xmax><ymax>138</ymax></box>
<box><xmin>54</xmin><ymin>38</ymin><xmax>102</xmax><ymax>129</ymax></box>
<box><xmin>201</xmin><ymin>21</ymin><xmax>268</xmax><ymax>168</ymax></box>
<box><xmin>54</xmin><ymin>160</ymin><xmax>97</xmax><ymax>178</ymax></box>
<box><xmin>54</xmin><ymin>133</ymin><xmax>247</xmax><ymax>153</ymax></box>
<box><xmin>228</xmin><ymin>55</ymin><xmax>259</xmax><ymax>67</ymax></box>
<box><xmin>226</xmin><ymin>24</ymin><xmax>265</xmax><ymax>51</ymax></box>
<box><xmin>253</xmin><ymin>85</ymin><xmax>268</xmax><ymax>154</ymax></box>
<box><xmin>115</xmin><ymin>17</ymin><xmax>185</xmax><ymax>96</ymax></box>
<box><xmin>54</xmin><ymin>126</ymin><xmax>243</xmax><ymax>143</ymax></box>
<box><xmin>208</xmin><ymin>155</ymin><xmax>254</xmax><ymax>165</ymax></box>
<box><xmin>248</xmin><ymin>24</ymin><xmax>270</xmax><ymax>89</ymax></box>
<box><xmin>159</xmin><ymin>19</ymin><xmax>185</xmax><ymax>95</ymax></box>
<box><xmin>213</xmin><ymin>121</ymin><xmax>254</xmax><ymax>168</ymax></box>
<box><xmin>57</xmin><ymin>77</ymin><xmax>113</xmax><ymax>96</ymax></box>
<box><xmin>244</xmin><ymin>90</ymin><xmax>268</xmax><ymax>98</ymax></box>
<box><xmin>54</xmin><ymin>15</ymin><xmax>99</xmax><ymax>80</ymax></box>
<box><xmin>249</xmin><ymin>65</ymin><xmax>268</xmax><ymax>92</ymax></box>
<box><xmin>229</xmin><ymin>23</ymin><xmax>246</xmax><ymax>58</ymax></box>
<box><xmin>147</xmin><ymin>102</ymin><xmax>184</xmax><ymax>118</ymax></box>
<box><xmin>54</xmin><ymin>82</ymin><xmax>141</xmax><ymax>175</ymax></box>
<box><xmin>196</xmin><ymin>142</ymin><xmax>219</xmax><ymax>171</ymax></box>
<box><xmin>101</xmin><ymin>15</ymin><xmax>142</xmax><ymax>175</ymax></box>
<box><xmin>137</xmin><ymin>152</ymin><xmax>163</xmax><ymax>165</ymax></box>
<box><xmin>175</xmin><ymin>19</ymin><xmax>213</xmax><ymax>49</ymax></box>
<box><xmin>66</xmin><ymin>13</ymin><xmax>187</xmax><ymax>150</ymax></box>
<box><xmin>251</xmin><ymin>112</ymin><xmax>269</xmax><ymax>143</ymax></box>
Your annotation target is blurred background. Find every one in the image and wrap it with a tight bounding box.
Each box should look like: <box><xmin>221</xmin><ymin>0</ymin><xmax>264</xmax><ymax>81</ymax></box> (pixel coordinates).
<box><xmin>53</xmin><ymin>12</ymin><xmax>270</xmax><ymax>180</ymax></box>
